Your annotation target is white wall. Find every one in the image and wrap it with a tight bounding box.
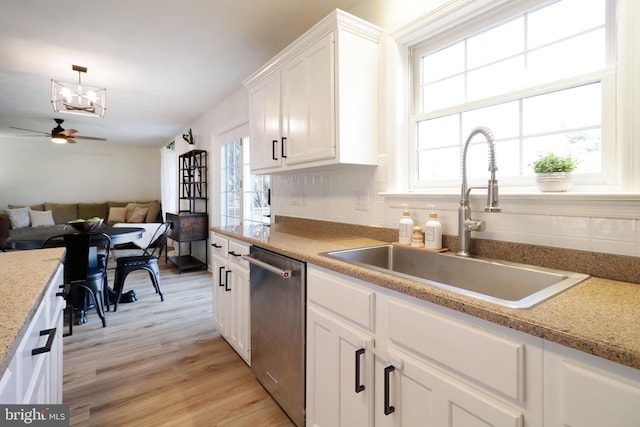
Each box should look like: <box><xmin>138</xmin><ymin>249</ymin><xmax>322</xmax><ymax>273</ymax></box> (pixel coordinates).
<box><xmin>0</xmin><ymin>139</ymin><xmax>160</xmax><ymax>207</ymax></box>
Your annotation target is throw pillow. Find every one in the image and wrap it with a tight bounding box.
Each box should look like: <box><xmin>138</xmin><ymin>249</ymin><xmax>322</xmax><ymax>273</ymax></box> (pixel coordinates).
<box><xmin>6</xmin><ymin>207</ymin><xmax>30</xmax><ymax>228</ymax></box>
<box><xmin>29</xmin><ymin>209</ymin><xmax>55</xmax><ymax>227</ymax></box>
<box><xmin>107</xmin><ymin>206</ymin><xmax>127</xmax><ymax>224</ymax></box>
<box><xmin>127</xmin><ymin>206</ymin><xmax>150</xmax><ymax>223</ymax></box>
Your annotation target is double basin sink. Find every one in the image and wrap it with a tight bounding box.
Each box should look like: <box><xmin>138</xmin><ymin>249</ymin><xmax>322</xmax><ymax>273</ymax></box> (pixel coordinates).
<box><xmin>321</xmin><ymin>244</ymin><xmax>589</xmax><ymax>309</ymax></box>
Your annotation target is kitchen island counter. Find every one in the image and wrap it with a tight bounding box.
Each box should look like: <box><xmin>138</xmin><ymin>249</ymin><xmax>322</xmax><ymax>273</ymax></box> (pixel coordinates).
<box><xmin>0</xmin><ymin>248</ymin><xmax>64</xmax><ymax>375</ymax></box>
<box><xmin>211</xmin><ymin>222</ymin><xmax>640</xmax><ymax>370</ymax></box>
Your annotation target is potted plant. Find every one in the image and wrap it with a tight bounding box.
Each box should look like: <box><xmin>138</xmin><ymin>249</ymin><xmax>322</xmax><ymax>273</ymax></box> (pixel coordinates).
<box><xmin>531</xmin><ymin>153</ymin><xmax>579</xmax><ymax>192</ymax></box>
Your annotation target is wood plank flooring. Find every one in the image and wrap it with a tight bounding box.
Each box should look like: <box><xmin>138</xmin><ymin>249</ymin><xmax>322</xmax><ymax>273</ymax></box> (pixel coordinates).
<box><xmin>63</xmin><ymin>258</ymin><xmax>294</xmax><ymax>427</ymax></box>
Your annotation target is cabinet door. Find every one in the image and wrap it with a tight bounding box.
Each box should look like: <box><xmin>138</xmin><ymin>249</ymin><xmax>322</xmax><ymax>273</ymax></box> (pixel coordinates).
<box><xmin>282</xmin><ymin>33</ymin><xmax>335</xmax><ymax>166</ymax></box>
<box><xmin>225</xmin><ymin>265</ymin><xmax>250</xmax><ymax>364</ymax></box>
<box><xmin>307</xmin><ymin>306</ymin><xmax>374</xmax><ymax>427</ymax></box>
<box><xmin>212</xmin><ymin>253</ymin><xmax>227</xmax><ymax>333</ymax></box>
<box><xmin>249</xmin><ymin>71</ymin><xmax>282</xmax><ymax>171</ymax></box>
<box><xmin>380</xmin><ymin>352</ymin><xmax>523</xmax><ymax>427</ymax></box>
<box><xmin>544</xmin><ymin>341</ymin><xmax>640</xmax><ymax>427</ymax></box>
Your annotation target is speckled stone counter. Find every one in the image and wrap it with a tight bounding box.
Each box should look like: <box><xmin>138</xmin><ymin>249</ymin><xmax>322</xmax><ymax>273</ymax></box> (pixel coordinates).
<box><xmin>0</xmin><ymin>248</ymin><xmax>64</xmax><ymax>374</ymax></box>
<box><xmin>211</xmin><ymin>222</ymin><xmax>640</xmax><ymax>370</ymax></box>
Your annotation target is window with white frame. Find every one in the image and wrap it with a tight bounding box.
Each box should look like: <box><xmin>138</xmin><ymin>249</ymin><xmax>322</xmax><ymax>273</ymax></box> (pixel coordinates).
<box><xmin>220</xmin><ymin>136</ymin><xmax>270</xmax><ymax>227</ymax></box>
<box><xmin>410</xmin><ymin>0</ymin><xmax>613</xmax><ymax>189</ymax></box>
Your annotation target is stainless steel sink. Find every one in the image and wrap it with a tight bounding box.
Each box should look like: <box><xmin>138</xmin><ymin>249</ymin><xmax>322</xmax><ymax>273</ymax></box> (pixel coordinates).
<box><xmin>321</xmin><ymin>245</ymin><xmax>589</xmax><ymax>309</ymax></box>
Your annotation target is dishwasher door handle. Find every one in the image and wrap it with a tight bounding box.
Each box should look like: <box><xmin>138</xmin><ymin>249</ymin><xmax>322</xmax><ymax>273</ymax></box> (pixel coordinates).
<box><xmin>243</xmin><ymin>254</ymin><xmax>292</xmax><ymax>279</ymax></box>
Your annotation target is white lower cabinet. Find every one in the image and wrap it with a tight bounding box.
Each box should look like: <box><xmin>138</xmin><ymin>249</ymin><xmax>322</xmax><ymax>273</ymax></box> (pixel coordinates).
<box><xmin>307</xmin><ymin>265</ymin><xmax>542</xmax><ymax>427</ymax></box>
<box><xmin>211</xmin><ymin>233</ymin><xmax>251</xmax><ymax>364</ymax></box>
<box><xmin>307</xmin><ymin>306</ymin><xmax>374</xmax><ymax>427</ymax></box>
<box><xmin>0</xmin><ymin>262</ymin><xmax>65</xmax><ymax>404</ymax></box>
<box><xmin>543</xmin><ymin>340</ymin><xmax>640</xmax><ymax>427</ymax></box>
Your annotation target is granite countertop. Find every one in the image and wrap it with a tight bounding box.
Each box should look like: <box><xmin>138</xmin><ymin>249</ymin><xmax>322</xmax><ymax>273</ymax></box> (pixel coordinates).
<box><xmin>211</xmin><ymin>223</ymin><xmax>640</xmax><ymax>370</ymax></box>
<box><xmin>0</xmin><ymin>248</ymin><xmax>64</xmax><ymax>374</ymax></box>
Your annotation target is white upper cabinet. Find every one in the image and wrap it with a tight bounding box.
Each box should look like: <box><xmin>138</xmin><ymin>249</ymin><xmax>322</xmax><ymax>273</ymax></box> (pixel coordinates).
<box><xmin>244</xmin><ymin>9</ymin><xmax>381</xmax><ymax>173</ymax></box>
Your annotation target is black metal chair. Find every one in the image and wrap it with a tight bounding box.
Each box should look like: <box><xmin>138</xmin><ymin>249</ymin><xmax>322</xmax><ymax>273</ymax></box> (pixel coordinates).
<box><xmin>112</xmin><ymin>222</ymin><xmax>171</xmax><ymax>311</ymax></box>
<box><xmin>43</xmin><ymin>232</ymin><xmax>111</xmax><ymax>335</ymax></box>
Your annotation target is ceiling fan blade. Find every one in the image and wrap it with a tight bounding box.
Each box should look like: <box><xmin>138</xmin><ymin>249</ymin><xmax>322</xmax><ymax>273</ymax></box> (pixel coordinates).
<box><xmin>10</xmin><ymin>126</ymin><xmax>50</xmax><ymax>136</ymax></box>
<box><xmin>71</xmin><ymin>135</ymin><xmax>107</xmax><ymax>141</ymax></box>
<box><xmin>66</xmin><ymin>138</ymin><xmax>77</xmax><ymax>144</ymax></box>
<box><xmin>60</xmin><ymin>129</ymin><xmax>77</xmax><ymax>137</ymax></box>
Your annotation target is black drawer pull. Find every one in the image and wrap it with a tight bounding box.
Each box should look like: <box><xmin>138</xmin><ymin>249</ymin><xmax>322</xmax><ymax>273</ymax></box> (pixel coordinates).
<box><xmin>32</xmin><ymin>328</ymin><xmax>57</xmax><ymax>356</ymax></box>
<box><xmin>211</xmin><ymin>243</ymin><xmax>222</xmax><ymax>248</ymax></box>
<box><xmin>228</xmin><ymin>251</ymin><xmax>242</xmax><ymax>257</ymax></box>
<box><xmin>218</xmin><ymin>266</ymin><xmax>226</xmax><ymax>287</ymax></box>
<box><xmin>355</xmin><ymin>348</ymin><xmax>365</xmax><ymax>393</ymax></box>
<box><xmin>225</xmin><ymin>270</ymin><xmax>232</xmax><ymax>291</ymax></box>
<box><xmin>384</xmin><ymin>365</ymin><xmax>395</xmax><ymax>415</ymax></box>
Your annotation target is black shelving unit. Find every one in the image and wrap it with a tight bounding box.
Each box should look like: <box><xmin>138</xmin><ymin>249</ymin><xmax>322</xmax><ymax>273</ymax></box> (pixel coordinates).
<box><xmin>167</xmin><ymin>150</ymin><xmax>208</xmax><ymax>273</ymax></box>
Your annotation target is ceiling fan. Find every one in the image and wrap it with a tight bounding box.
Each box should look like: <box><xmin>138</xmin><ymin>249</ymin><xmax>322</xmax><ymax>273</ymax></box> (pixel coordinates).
<box><xmin>11</xmin><ymin>118</ymin><xmax>106</xmax><ymax>144</ymax></box>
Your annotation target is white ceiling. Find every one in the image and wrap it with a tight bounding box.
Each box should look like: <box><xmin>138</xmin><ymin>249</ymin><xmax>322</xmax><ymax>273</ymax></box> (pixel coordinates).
<box><xmin>0</xmin><ymin>0</ymin><xmax>362</xmax><ymax>147</ymax></box>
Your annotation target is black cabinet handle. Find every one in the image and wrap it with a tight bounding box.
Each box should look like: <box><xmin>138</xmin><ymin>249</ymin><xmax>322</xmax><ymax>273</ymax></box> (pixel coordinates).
<box><xmin>225</xmin><ymin>270</ymin><xmax>232</xmax><ymax>291</ymax></box>
<box><xmin>355</xmin><ymin>348</ymin><xmax>365</xmax><ymax>393</ymax></box>
<box><xmin>281</xmin><ymin>137</ymin><xmax>287</xmax><ymax>158</ymax></box>
<box><xmin>228</xmin><ymin>251</ymin><xmax>242</xmax><ymax>257</ymax></box>
<box><xmin>384</xmin><ymin>365</ymin><xmax>395</xmax><ymax>415</ymax></box>
<box><xmin>211</xmin><ymin>243</ymin><xmax>222</xmax><ymax>248</ymax></box>
<box><xmin>32</xmin><ymin>328</ymin><xmax>57</xmax><ymax>356</ymax></box>
<box><xmin>218</xmin><ymin>266</ymin><xmax>225</xmax><ymax>287</ymax></box>
<box><xmin>272</xmin><ymin>140</ymin><xmax>278</xmax><ymax>160</ymax></box>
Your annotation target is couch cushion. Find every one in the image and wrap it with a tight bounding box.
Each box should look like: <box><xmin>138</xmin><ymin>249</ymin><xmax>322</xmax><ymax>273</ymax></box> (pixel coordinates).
<box><xmin>146</xmin><ymin>201</ymin><xmax>162</xmax><ymax>222</ymax></box>
<box><xmin>107</xmin><ymin>206</ymin><xmax>127</xmax><ymax>224</ymax></box>
<box><xmin>6</xmin><ymin>207</ymin><xmax>30</xmax><ymax>228</ymax></box>
<box><xmin>44</xmin><ymin>202</ymin><xmax>79</xmax><ymax>224</ymax></box>
<box><xmin>78</xmin><ymin>202</ymin><xmax>108</xmax><ymax>220</ymax></box>
<box><xmin>9</xmin><ymin>203</ymin><xmax>45</xmax><ymax>211</ymax></box>
<box><xmin>127</xmin><ymin>206</ymin><xmax>150</xmax><ymax>223</ymax></box>
<box><xmin>29</xmin><ymin>209</ymin><xmax>55</xmax><ymax>227</ymax></box>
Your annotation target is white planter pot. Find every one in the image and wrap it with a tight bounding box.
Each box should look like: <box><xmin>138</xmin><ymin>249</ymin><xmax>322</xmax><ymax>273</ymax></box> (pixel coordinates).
<box><xmin>535</xmin><ymin>172</ymin><xmax>573</xmax><ymax>192</ymax></box>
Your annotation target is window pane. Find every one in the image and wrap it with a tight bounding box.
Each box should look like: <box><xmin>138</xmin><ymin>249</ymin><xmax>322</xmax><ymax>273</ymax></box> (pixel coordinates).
<box><xmin>467</xmin><ymin>56</ymin><xmax>525</xmax><ymax>102</ymax></box>
<box><xmin>523</xmin><ymin>129</ymin><xmax>601</xmax><ymax>174</ymax></box>
<box><xmin>527</xmin><ymin>30</ymin><xmax>605</xmax><ymax>85</ymax></box>
<box><xmin>417</xmin><ymin>114</ymin><xmax>459</xmax><ymax>150</ymax></box>
<box><xmin>467</xmin><ymin>18</ymin><xmax>524</xmax><ymax>69</ymax></box>
<box><xmin>461</xmin><ymin>101</ymin><xmax>520</xmax><ymax>139</ymax></box>
<box><xmin>523</xmin><ymin>84</ymin><xmax>601</xmax><ymax>135</ymax></box>
<box><xmin>418</xmin><ymin>148</ymin><xmax>459</xmax><ymax>181</ymax></box>
<box><xmin>422</xmin><ymin>75</ymin><xmax>465</xmax><ymax>112</ymax></box>
<box><xmin>422</xmin><ymin>42</ymin><xmax>465</xmax><ymax>83</ymax></box>
<box><xmin>528</xmin><ymin>0</ymin><xmax>605</xmax><ymax>49</ymax></box>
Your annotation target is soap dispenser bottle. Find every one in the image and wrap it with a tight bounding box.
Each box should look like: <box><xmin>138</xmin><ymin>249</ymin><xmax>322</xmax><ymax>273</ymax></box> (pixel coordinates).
<box><xmin>424</xmin><ymin>205</ymin><xmax>442</xmax><ymax>250</ymax></box>
<box><xmin>399</xmin><ymin>204</ymin><xmax>414</xmax><ymax>245</ymax></box>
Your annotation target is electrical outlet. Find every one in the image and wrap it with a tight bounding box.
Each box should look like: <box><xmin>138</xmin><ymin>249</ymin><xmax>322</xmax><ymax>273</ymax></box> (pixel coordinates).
<box><xmin>355</xmin><ymin>190</ymin><xmax>369</xmax><ymax>211</ymax></box>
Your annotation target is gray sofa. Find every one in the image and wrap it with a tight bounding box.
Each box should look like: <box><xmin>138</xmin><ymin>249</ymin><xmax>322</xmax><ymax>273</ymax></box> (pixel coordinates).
<box><xmin>0</xmin><ymin>201</ymin><xmax>162</xmax><ymax>250</ymax></box>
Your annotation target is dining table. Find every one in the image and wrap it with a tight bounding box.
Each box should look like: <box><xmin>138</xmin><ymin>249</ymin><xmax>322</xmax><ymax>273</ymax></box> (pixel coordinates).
<box><xmin>8</xmin><ymin>225</ymin><xmax>145</xmax><ymax>324</ymax></box>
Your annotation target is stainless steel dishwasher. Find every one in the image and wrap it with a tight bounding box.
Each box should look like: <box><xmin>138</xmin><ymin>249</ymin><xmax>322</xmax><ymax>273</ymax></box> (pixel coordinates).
<box><xmin>244</xmin><ymin>246</ymin><xmax>306</xmax><ymax>427</ymax></box>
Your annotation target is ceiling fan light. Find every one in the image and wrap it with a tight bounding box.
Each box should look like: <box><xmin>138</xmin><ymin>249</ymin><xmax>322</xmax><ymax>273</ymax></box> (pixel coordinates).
<box><xmin>51</xmin><ymin>136</ymin><xmax>67</xmax><ymax>144</ymax></box>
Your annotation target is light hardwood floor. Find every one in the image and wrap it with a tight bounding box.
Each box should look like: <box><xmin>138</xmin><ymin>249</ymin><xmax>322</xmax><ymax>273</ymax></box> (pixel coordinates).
<box><xmin>63</xmin><ymin>258</ymin><xmax>294</xmax><ymax>427</ymax></box>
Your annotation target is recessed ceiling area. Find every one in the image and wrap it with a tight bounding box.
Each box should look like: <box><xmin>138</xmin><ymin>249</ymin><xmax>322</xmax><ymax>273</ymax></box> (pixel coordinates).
<box><xmin>0</xmin><ymin>0</ymin><xmax>362</xmax><ymax>147</ymax></box>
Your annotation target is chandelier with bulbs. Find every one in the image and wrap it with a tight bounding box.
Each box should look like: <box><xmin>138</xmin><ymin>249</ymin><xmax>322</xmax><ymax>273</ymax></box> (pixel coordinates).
<box><xmin>51</xmin><ymin>65</ymin><xmax>106</xmax><ymax>118</ymax></box>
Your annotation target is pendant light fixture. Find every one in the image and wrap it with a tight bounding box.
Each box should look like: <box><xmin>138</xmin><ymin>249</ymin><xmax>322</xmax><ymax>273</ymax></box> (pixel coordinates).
<box><xmin>51</xmin><ymin>65</ymin><xmax>106</xmax><ymax>118</ymax></box>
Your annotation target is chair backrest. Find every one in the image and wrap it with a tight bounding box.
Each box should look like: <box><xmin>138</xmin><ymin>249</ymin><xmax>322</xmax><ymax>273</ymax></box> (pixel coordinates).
<box><xmin>143</xmin><ymin>222</ymin><xmax>172</xmax><ymax>258</ymax></box>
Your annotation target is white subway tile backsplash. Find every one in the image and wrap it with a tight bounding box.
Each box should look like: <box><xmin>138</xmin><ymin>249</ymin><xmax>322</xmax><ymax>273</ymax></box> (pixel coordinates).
<box><xmin>591</xmin><ymin>218</ymin><xmax>636</xmax><ymax>242</ymax></box>
<box><xmin>550</xmin><ymin>236</ymin><xmax>590</xmax><ymax>250</ymax></box>
<box><xmin>590</xmin><ymin>240</ymin><xmax>637</xmax><ymax>256</ymax></box>
<box><xmin>553</xmin><ymin>216</ymin><xmax>590</xmax><ymax>238</ymax></box>
<box><xmin>517</xmin><ymin>232</ymin><xmax>552</xmax><ymax>246</ymax></box>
